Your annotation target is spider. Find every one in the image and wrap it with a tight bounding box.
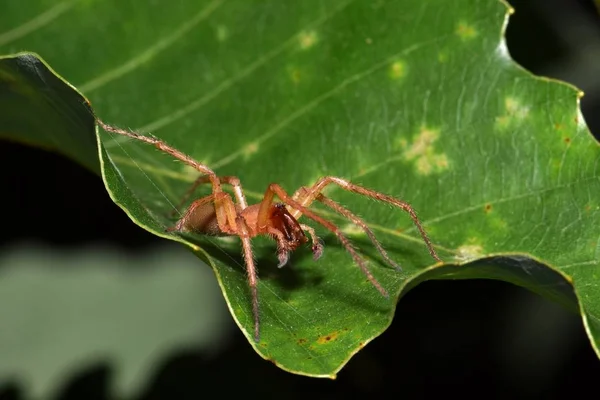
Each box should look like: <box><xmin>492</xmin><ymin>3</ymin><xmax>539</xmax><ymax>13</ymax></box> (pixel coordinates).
<box><xmin>96</xmin><ymin>118</ymin><xmax>442</xmax><ymax>342</ymax></box>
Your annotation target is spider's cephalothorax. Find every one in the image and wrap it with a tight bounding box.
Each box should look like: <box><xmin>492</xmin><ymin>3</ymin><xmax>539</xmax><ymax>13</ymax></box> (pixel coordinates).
<box><xmin>96</xmin><ymin>117</ymin><xmax>442</xmax><ymax>343</ymax></box>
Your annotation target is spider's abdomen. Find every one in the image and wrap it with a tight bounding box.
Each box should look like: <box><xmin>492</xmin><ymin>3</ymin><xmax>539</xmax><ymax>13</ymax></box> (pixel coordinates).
<box><xmin>179</xmin><ymin>202</ymin><xmax>224</xmax><ymax>236</ymax></box>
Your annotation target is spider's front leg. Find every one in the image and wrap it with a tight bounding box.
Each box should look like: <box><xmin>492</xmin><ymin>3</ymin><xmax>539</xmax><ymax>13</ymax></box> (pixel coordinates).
<box><xmin>259</xmin><ymin>183</ymin><xmax>390</xmax><ymax>297</ymax></box>
<box><xmin>291</xmin><ymin>177</ymin><xmax>441</xmax><ymax>264</ymax></box>
<box><xmin>267</xmin><ymin>222</ymin><xmax>323</xmax><ymax>268</ymax></box>
<box><xmin>168</xmin><ymin>189</ymin><xmax>263</xmax><ymax>343</ymax></box>
<box><xmin>236</xmin><ymin>215</ymin><xmax>261</xmax><ymax>343</ymax></box>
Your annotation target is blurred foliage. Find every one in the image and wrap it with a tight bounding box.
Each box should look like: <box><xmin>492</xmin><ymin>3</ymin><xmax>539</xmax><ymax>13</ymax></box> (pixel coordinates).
<box><xmin>0</xmin><ymin>243</ymin><xmax>230</xmax><ymax>398</ymax></box>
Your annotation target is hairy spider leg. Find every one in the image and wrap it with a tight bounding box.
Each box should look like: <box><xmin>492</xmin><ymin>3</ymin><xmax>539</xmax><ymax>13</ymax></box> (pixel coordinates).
<box><xmin>97</xmin><ymin>119</ymin><xmax>262</xmax><ymax>341</ymax></box>
<box><xmin>97</xmin><ymin>120</ymin><xmax>240</xmax><ymax>231</ymax></box>
<box><xmin>235</xmin><ymin>215</ymin><xmax>260</xmax><ymax>342</ymax></box>
<box><xmin>257</xmin><ymin>183</ymin><xmax>389</xmax><ymax>297</ymax></box>
<box><xmin>97</xmin><ymin>120</ymin><xmax>221</xmax><ymax>190</ymax></box>
<box><xmin>171</xmin><ymin>175</ymin><xmax>248</xmax><ymax>217</ymax></box>
<box><xmin>290</xmin><ymin>177</ymin><xmax>441</xmax><ymax>262</ymax></box>
<box><xmin>299</xmin><ymin>224</ymin><xmax>324</xmax><ymax>261</ymax></box>
<box><xmin>309</xmin><ymin>192</ymin><xmax>401</xmax><ymax>271</ymax></box>
<box><xmin>169</xmin><ymin>175</ymin><xmax>261</xmax><ymax>342</ymax></box>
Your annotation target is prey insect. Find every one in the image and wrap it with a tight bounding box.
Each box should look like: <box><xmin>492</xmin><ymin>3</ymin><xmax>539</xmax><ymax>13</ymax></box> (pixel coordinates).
<box><xmin>96</xmin><ymin>118</ymin><xmax>442</xmax><ymax>342</ymax></box>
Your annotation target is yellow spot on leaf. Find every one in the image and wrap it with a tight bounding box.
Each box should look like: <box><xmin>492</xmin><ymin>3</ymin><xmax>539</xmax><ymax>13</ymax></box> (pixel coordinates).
<box><xmin>416</xmin><ymin>153</ymin><xmax>449</xmax><ymax>175</ymax></box>
<box><xmin>400</xmin><ymin>126</ymin><xmax>449</xmax><ymax>176</ymax></box>
<box><xmin>216</xmin><ymin>25</ymin><xmax>229</xmax><ymax>42</ymax></box>
<box><xmin>495</xmin><ymin>115</ymin><xmax>509</xmax><ymax>130</ymax></box>
<box><xmin>317</xmin><ymin>331</ymin><xmax>339</xmax><ymax>344</ymax></box>
<box><xmin>299</xmin><ymin>30</ymin><xmax>318</xmax><ymax>49</ymax></box>
<box><xmin>389</xmin><ymin>60</ymin><xmax>407</xmax><ymax>80</ymax></box>
<box><xmin>342</xmin><ymin>223</ymin><xmax>365</xmax><ymax>237</ymax></box>
<box><xmin>404</xmin><ymin>127</ymin><xmax>439</xmax><ymax>159</ymax></box>
<box><xmin>489</xmin><ymin>216</ymin><xmax>508</xmax><ymax>232</ymax></box>
<box><xmin>505</xmin><ymin>97</ymin><xmax>529</xmax><ymax>117</ymax></box>
<box><xmin>455</xmin><ymin>244</ymin><xmax>484</xmax><ymax>262</ymax></box>
<box><xmin>243</xmin><ymin>141</ymin><xmax>259</xmax><ymax>158</ymax></box>
<box><xmin>456</xmin><ymin>21</ymin><xmax>478</xmax><ymax>40</ymax></box>
<box><xmin>288</xmin><ymin>67</ymin><xmax>302</xmax><ymax>84</ymax></box>
<box><xmin>495</xmin><ymin>96</ymin><xmax>530</xmax><ymax>131</ymax></box>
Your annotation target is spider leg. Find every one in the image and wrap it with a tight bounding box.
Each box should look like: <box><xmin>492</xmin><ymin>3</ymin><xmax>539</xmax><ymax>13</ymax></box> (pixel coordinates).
<box><xmin>265</xmin><ymin>227</ymin><xmax>292</xmax><ymax>268</ymax></box>
<box><xmin>266</xmin><ymin>224</ymin><xmax>322</xmax><ymax>268</ymax></box>
<box><xmin>291</xmin><ymin>177</ymin><xmax>441</xmax><ymax>262</ymax></box>
<box><xmin>97</xmin><ymin>119</ymin><xmax>223</xmax><ymax>191</ymax></box>
<box><xmin>314</xmin><ymin>194</ymin><xmax>401</xmax><ymax>271</ymax></box>
<box><xmin>299</xmin><ymin>224</ymin><xmax>324</xmax><ymax>261</ymax></box>
<box><xmin>96</xmin><ymin>119</ymin><xmax>242</xmax><ymax>233</ymax></box>
<box><xmin>96</xmin><ymin>118</ymin><xmax>259</xmax><ymax>341</ymax></box>
<box><xmin>170</xmin><ymin>175</ymin><xmax>211</xmax><ymax>217</ymax></box>
<box><xmin>236</xmin><ymin>215</ymin><xmax>261</xmax><ymax>342</ymax></box>
<box><xmin>171</xmin><ymin>175</ymin><xmax>248</xmax><ymax>217</ymax></box>
<box><xmin>260</xmin><ymin>184</ymin><xmax>389</xmax><ymax>298</ymax></box>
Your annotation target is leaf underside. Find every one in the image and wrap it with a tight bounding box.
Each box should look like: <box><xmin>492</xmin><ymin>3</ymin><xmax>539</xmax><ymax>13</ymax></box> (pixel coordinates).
<box><xmin>1</xmin><ymin>0</ymin><xmax>599</xmax><ymax>377</ymax></box>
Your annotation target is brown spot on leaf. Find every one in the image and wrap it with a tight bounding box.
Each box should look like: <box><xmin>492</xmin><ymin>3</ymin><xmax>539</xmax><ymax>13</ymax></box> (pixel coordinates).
<box><xmin>317</xmin><ymin>331</ymin><xmax>339</xmax><ymax>344</ymax></box>
<box><xmin>484</xmin><ymin>203</ymin><xmax>492</xmax><ymax>213</ymax></box>
<box><xmin>298</xmin><ymin>338</ymin><xmax>307</xmax><ymax>345</ymax></box>
<box><xmin>564</xmin><ymin>137</ymin><xmax>571</xmax><ymax>144</ymax></box>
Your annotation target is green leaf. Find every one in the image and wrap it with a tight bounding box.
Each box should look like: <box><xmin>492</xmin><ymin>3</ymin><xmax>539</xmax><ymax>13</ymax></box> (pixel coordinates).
<box><xmin>0</xmin><ymin>52</ymin><xmax>97</xmax><ymax>172</ymax></box>
<box><xmin>0</xmin><ymin>243</ymin><xmax>229</xmax><ymax>398</ymax></box>
<box><xmin>1</xmin><ymin>0</ymin><xmax>599</xmax><ymax>378</ymax></box>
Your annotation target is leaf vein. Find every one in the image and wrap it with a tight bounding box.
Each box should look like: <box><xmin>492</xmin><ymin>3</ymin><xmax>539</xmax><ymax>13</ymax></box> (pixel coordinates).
<box><xmin>112</xmin><ymin>0</ymin><xmax>358</xmax><ymax>139</ymax></box>
<box><xmin>211</xmin><ymin>36</ymin><xmax>448</xmax><ymax>170</ymax></box>
<box><xmin>79</xmin><ymin>0</ymin><xmax>224</xmax><ymax>93</ymax></box>
<box><xmin>0</xmin><ymin>1</ymin><xmax>75</xmax><ymax>47</ymax></box>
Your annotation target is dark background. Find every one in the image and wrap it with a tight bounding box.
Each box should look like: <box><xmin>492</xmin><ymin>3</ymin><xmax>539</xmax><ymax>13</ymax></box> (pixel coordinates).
<box><xmin>1</xmin><ymin>0</ymin><xmax>600</xmax><ymax>398</ymax></box>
